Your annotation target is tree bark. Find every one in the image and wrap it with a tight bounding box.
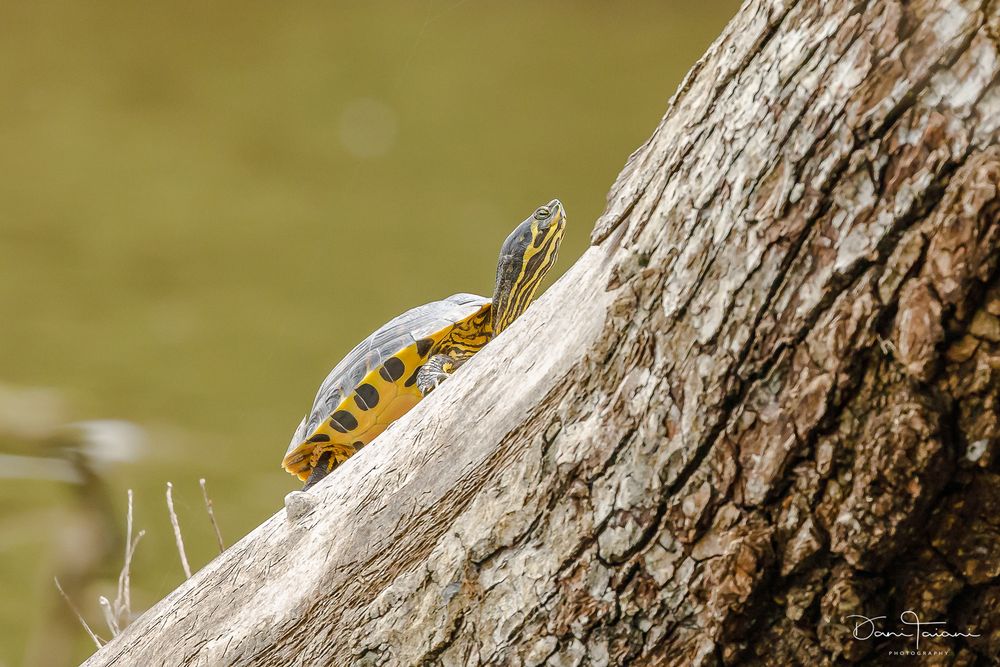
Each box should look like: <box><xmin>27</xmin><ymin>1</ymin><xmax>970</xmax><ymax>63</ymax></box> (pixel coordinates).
<box><xmin>83</xmin><ymin>0</ymin><xmax>1000</xmax><ymax>665</ymax></box>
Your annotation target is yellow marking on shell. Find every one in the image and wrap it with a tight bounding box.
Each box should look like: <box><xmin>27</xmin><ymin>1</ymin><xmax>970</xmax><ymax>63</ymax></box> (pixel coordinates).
<box><xmin>282</xmin><ymin>302</ymin><xmax>492</xmax><ymax>481</ymax></box>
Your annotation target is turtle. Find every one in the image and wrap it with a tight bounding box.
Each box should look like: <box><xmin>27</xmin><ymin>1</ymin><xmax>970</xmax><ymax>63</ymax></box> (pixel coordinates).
<box><xmin>282</xmin><ymin>199</ymin><xmax>566</xmax><ymax>489</ymax></box>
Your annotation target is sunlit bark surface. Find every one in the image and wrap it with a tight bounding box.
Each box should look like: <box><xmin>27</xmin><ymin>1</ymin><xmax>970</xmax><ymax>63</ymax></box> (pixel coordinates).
<box><xmin>84</xmin><ymin>0</ymin><xmax>999</xmax><ymax>665</ymax></box>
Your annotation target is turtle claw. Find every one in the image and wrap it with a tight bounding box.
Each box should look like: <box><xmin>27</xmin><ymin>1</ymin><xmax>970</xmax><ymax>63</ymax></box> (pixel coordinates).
<box><xmin>417</xmin><ymin>370</ymin><xmax>447</xmax><ymax>396</ymax></box>
<box><xmin>417</xmin><ymin>354</ymin><xmax>453</xmax><ymax>396</ymax></box>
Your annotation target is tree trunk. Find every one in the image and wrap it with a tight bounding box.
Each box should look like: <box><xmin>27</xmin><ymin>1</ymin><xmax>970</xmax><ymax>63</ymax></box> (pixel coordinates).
<box><xmin>83</xmin><ymin>0</ymin><xmax>1000</xmax><ymax>665</ymax></box>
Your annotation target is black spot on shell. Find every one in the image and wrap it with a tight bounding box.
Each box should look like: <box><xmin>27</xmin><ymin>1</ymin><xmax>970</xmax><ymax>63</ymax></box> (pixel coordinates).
<box><xmin>379</xmin><ymin>357</ymin><xmax>405</xmax><ymax>382</ymax></box>
<box><xmin>405</xmin><ymin>367</ymin><xmax>421</xmax><ymax>387</ymax></box>
<box><xmin>353</xmin><ymin>441</ymin><xmax>365</xmax><ymax>450</ymax></box>
<box><xmin>330</xmin><ymin>410</ymin><xmax>359</xmax><ymax>432</ymax></box>
<box><xmin>354</xmin><ymin>383</ymin><xmax>380</xmax><ymax>410</ymax></box>
<box><xmin>416</xmin><ymin>338</ymin><xmax>434</xmax><ymax>357</ymax></box>
<box><xmin>306</xmin><ymin>433</ymin><xmax>330</xmax><ymax>443</ymax></box>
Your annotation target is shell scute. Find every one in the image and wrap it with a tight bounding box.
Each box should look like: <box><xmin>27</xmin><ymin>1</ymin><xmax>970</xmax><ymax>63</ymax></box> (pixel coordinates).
<box><xmin>282</xmin><ymin>293</ymin><xmax>490</xmax><ymax>480</ymax></box>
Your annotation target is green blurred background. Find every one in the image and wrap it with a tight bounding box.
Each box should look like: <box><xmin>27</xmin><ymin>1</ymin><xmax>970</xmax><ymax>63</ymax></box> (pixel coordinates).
<box><xmin>0</xmin><ymin>1</ymin><xmax>737</xmax><ymax>663</ymax></box>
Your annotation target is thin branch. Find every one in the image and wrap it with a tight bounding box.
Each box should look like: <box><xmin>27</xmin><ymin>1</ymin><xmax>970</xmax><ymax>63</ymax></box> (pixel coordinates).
<box><xmin>166</xmin><ymin>482</ymin><xmax>192</xmax><ymax>578</ymax></box>
<box><xmin>113</xmin><ymin>489</ymin><xmax>145</xmax><ymax>629</ymax></box>
<box><xmin>98</xmin><ymin>596</ymin><xmax>118</xmax><ymax>637</ymax></box>
<box><xmin>112</xmin><ymin>489</ymin><xmax>133</xmax><ymax>624</ymax></box>
<box><xmin>54</xmin><ymin>577</ymin><xmax>104</xmax><ymax>649</ymax></box>
<box><xmin>112</xmin><ymin>528</ymin><xmax>145</xmax><ymax>630</ymax></box>
<box><xmin>199</xmin><ymin>478</ymin><xmax>225</xmax><ymax>553</ymax></box>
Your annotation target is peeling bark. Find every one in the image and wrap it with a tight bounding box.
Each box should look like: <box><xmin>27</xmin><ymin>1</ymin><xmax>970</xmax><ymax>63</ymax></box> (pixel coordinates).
<box><xmin>83</xmin><ymin>0</ymin><xmax>1000</xmax><ymax>665</ymax></box>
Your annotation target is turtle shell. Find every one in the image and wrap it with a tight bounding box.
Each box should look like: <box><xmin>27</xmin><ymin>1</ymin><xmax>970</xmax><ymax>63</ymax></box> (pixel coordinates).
<box><xmin>282</xmin><ymin>292</ymin><xmax>491</xmax><ymax>481</ymax></box>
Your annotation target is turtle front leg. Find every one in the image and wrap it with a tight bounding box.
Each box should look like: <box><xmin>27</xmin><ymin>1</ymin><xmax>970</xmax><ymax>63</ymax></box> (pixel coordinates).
<box><xmin>417</xmin><ymin>354</ymin><xmax>470</xmax><ymax>396</ymax></box>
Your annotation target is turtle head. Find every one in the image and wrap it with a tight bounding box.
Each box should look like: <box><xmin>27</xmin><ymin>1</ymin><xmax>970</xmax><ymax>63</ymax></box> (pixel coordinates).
<box><xmin>492</xmin><ymin>199</ymin><xmax>566</xmax><ymax>334</ymax></box>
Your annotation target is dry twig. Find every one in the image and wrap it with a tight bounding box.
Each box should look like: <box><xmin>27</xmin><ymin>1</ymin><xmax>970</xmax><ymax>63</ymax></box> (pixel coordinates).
<box><xmin>54</xmin><ymin>577</ymin><xmax>103</xmax><ymax>649</ymax></box>
<box><xmin>98</xmin><ymin>596</ymin><xmax>118</xmax><ymax>636</ymax></box>
<box><xmin>199</xmin><ymin>478</ymin><xmax>225</xmax><ymax>553</ymax></box>
<box><xmin>165</xmin><ymin>482</ymin><xmax>192</xmax><ymax>578</ymax></box>
<box><xmin>110</xmin><ymin>489</ymin><xmax>144</xmax><ymax>633</ymax></box>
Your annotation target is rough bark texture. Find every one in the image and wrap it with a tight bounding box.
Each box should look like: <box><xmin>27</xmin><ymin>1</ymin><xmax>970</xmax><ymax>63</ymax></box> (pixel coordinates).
<box><xmin>83</xmin><ymin>0</ymin><xmax>1000</xmax><ymax>665</ymax></box>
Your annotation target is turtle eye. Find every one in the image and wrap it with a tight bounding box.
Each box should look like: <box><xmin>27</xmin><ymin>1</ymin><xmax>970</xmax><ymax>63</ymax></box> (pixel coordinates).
<box><xmin>534</xmin><ymin>207</ymin><xmax>550</xmax><ymax>219</ymax></box>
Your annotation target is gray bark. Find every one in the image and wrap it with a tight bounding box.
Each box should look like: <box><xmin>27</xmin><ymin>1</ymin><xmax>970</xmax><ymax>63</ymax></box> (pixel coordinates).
<box><xmin>84</xmin><ymin>0</ymin><xmax>1000</xmax><ymax>665</ymax></box>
